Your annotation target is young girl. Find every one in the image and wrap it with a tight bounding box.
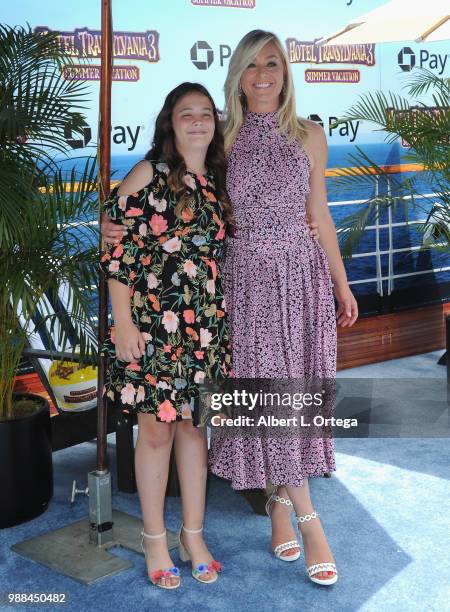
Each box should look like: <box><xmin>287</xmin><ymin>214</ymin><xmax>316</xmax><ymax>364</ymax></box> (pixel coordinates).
<box><xmin>100</xmin><ymin>82</ymin><xmax>233</xmax><ymax>589</ymax></box>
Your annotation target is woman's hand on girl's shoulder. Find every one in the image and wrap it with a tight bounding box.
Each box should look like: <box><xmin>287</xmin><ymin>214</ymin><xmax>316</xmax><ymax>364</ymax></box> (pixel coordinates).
<box><xmin>101</xmin><ymin>160</ymin><xmax>154</xmax><ymax>244</ymax></box>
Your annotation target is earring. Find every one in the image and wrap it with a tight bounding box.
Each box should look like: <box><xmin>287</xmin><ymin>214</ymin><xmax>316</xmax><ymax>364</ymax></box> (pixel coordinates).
<box><xmin>238</xmin><ymin>82</ymin><xmax>247</xmax><ymax>110</ymax></box>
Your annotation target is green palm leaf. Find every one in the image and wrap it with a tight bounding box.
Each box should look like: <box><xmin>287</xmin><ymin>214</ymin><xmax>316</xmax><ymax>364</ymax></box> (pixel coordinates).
<box><xmin>0</xmin><ymin>24</ymin><xmax>99</xmax><ymax>418</ymax></box>
<box><xmin>332</xmin><ymin>70</ymin><xmax>450</xmax><ymax>258</ymax></box>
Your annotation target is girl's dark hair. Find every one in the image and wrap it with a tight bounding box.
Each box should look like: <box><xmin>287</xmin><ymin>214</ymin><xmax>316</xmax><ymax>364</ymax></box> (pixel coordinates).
<box><xmin>145</xmin><ymin>82</ymin><xmax>232</xmax><ymax>223</ymax></box>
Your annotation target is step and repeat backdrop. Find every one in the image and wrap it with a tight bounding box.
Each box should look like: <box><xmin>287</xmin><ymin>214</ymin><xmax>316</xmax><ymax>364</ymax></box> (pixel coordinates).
<box><xmin>3</xmin><ymin>0</ymin><xmax>449</xmax><ymax>311</ymax></box>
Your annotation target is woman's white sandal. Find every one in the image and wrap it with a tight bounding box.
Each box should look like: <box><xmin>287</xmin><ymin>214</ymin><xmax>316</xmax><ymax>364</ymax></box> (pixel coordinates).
<box><xmin>265</xmin><ymin>491</ymin><xmax>301</xmax><ymax>562</ymax></box>
<box><xmin>141</xmin><ymin>529</ymin><xmax>181</xmax><ymax>589</ymax></box>
<box><xmin>296</xmin><ymin>512</ymin><xmax>338</xmax><ymax>585</ymax></box>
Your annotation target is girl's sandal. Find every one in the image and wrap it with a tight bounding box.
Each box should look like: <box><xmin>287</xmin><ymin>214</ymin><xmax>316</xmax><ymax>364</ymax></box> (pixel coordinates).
<box><xmin>178</xmin><ymin>524</ymin><xmax>222</xmax><ymax>584</ymax></box>
<box><xmin>141</xmin><ymin>529</ymin><xmax>181</xmax><ymax>589</ymax></box>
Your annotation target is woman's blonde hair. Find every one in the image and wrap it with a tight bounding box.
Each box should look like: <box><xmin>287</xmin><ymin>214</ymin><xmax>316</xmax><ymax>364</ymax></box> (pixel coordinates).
<box><xmin>223</xmin><ymin>29</ymin><xmax>306</xmax><ymax>152</ymax></box>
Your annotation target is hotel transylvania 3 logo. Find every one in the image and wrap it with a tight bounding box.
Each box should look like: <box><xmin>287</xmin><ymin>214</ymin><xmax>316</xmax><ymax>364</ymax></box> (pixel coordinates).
<box><xmin>286</xmin><ymin>40</ymin><xmax>375</xmax><ymax>66</ymax></box>
<box><xmin>34</xmin><ymin>26</ymin><xmax>160</xmax><ymax>82</ymax></box>
<box><xmin>286</xmin><ymin>39</ymin><xmax>376</xmax><ymax>84</ymax></box>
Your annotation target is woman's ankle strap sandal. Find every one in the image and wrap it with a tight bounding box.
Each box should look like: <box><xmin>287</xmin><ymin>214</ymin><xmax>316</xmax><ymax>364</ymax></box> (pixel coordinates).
<box><xmin>265</xmin><ymin>491</ymin><xmax>293</xmax><ymax>517</ymax></box>
<box><xmin>141</xmin><ymin>529</ymin><xmax>181</xmax><ymax>590</ymax></box>
<box><xmin>296</xmin><ymin>511</ymin><xmax>319</xmax><ymax>523</ymax></box>
<box><xmin>307</xmin><ymin>562</ymin><xmax>338</xmax><ymax>585</ymax></box>
<box><xmin>266</xmin><ymin>491</ymin><xmax>301</xmax><ymax>562</ymax></box>
<box><xmin>295</xmin><ymin>513</ymin><xmax>338</xmax><ymax>585</ymax></box>
<box><xmin>178</xmin><ymin>524</ymin><xmax>222</xmax><ymax>584</ymax></box>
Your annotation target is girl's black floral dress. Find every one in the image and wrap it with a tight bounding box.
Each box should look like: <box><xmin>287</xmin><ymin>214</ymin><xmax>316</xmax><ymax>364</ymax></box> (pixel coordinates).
<box><xmin>100</xmin><ymin>160</ymin><xmax>233</xmax><ymax>424</ymax></box>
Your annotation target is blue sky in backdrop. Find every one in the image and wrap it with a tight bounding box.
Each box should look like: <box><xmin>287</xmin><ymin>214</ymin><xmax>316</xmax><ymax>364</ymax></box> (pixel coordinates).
<box><xmin>3</xmin><ymin>0</ymin><xmax>449</xmax><ymax>157</ymax></box>
<box><xmin>3</xmin><ymin>1</ymin><xmax>449</xmax><ymax>298</ymax></box>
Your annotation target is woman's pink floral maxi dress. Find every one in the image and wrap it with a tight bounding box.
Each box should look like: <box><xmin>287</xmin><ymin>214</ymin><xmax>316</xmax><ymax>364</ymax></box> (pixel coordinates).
<box><xmin>209</xmin><ymin>111</ymin><xmax>337</xmax><ymax>488</ymax></box>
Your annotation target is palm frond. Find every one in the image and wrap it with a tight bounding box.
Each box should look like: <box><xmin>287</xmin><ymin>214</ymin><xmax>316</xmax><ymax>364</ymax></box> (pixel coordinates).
<box><xmin>405</xmin><ymin>68</ymin><xmax>450</xmax><ymax>99</ymax></box>
<box><xmin>0</xmin><ymin>24</ymin><xmax>100</xmax><ymax>417</ymax></box>
<box><xmin>331</xmin><ymin>69</ymin><xmax>449</xmax><ymax>258</ymax></box>
<box><xmin>0</xmin><ymin>24</ymin><xmax>91</xmax><ymax>154</ymax></box>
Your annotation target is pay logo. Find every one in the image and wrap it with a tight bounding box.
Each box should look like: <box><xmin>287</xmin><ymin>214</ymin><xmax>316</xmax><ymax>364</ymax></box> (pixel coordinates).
<box><xmin>398</xmin><ymin>46</ymin><xmax>448</xmax><ymax>75</ymax></box>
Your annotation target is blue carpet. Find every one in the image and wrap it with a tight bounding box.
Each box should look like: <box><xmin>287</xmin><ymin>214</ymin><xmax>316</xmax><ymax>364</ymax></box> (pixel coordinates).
<box><xmin>1</xmin><ymin>351</ymin><xmax>449</xmax><ymax>612</ymax></box>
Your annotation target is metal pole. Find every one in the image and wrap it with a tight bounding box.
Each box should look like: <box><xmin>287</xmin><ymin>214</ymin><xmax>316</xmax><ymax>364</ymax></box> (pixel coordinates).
<box><xmin>89</xmin><ymin>0</ymin><xmax>114</xmax><ymax>547</ymax></box>
<box><xmin>97</xmin><ymin>0</ymin><xmax>112</xmax><ymax>473</ymax></box>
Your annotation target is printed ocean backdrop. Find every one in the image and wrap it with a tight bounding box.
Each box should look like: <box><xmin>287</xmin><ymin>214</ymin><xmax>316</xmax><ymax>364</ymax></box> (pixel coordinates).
<box><xmin>57</xmin><ymin>141</ymin><xmax>450</xmax><ymax>310</ymax></box>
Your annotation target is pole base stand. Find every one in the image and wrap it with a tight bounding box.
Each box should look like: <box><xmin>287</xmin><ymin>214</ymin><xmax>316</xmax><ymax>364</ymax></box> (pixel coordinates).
<box><xmin>11</xmin><ymin>510</ymin><xmax>178</xmax><ymax>585</ymax></box>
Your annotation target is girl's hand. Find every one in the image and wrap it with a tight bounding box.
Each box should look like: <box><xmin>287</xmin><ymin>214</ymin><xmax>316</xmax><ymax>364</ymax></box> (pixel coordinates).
<box><xmin>101</xmin><ymin>213</ymin><xmax>127</xmax><ymax>244</ymax></box>
<box><xmin>115</xmin><ymin>321</ymin><xmax>146</xmax><ymax>362</ymax></box>
<box><xmin>334</xmin><ymin>283</ymin><xmax>358</xmax><ymax>327</ymax></box>
<box><xmin>308</xmin><ymin>220</ymin><xmax>320</xmax><ymax>241</ymax></box>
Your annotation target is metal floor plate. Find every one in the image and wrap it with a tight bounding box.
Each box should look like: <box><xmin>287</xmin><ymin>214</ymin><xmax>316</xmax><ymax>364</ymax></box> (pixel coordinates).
<box><xmin>11</xmin><ymin>510</ymin><xmax>178</xmax><ymax>585</ymax></box>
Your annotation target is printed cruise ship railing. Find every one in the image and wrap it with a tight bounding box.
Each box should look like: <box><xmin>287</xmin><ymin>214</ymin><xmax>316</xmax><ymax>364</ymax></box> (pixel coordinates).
<box><xmin>332</xmin><ymin>174</ymin><xmax>449</xmax><ymax>296</ymax></box>
<box><xmin>81</xmin><ymin>176</ymin><xmax>448</xmax><ymax>315</ymax></box>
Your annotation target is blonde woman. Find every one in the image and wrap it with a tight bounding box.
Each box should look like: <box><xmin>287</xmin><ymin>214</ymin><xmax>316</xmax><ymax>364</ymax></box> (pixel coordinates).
<box><xmin>208</xmin><ymin>30</ymin><xmax>358</xmax><ymax>586</ymax></box>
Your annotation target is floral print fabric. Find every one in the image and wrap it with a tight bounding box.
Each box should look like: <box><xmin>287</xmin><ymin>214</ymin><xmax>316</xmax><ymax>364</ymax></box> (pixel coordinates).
<box><xmin>100</xmin><ymin>161</ymin><xmax>233</xmax><ymax>423</ymax></box>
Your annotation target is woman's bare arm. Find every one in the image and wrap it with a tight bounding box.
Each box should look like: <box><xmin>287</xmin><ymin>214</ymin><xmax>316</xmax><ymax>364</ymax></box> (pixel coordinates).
<box><xmin>304</xmin><ymin>121</ymin><xmax>358</xmax><ymax>327</ymax></box>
